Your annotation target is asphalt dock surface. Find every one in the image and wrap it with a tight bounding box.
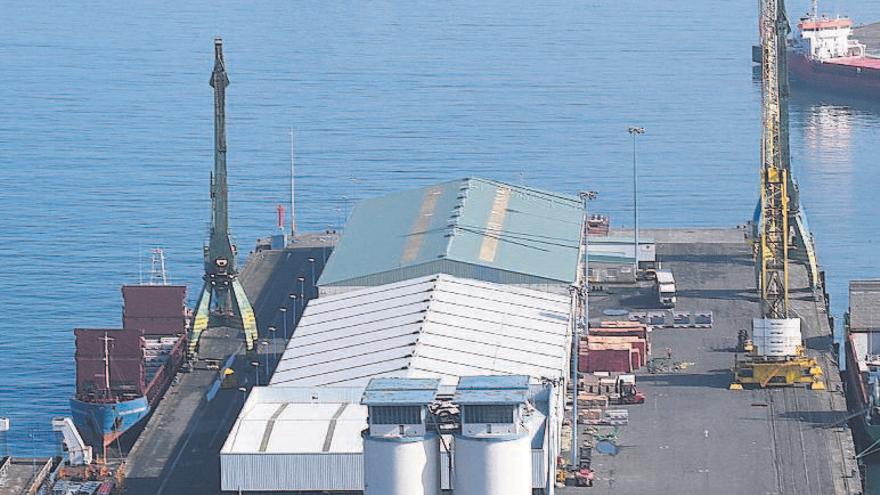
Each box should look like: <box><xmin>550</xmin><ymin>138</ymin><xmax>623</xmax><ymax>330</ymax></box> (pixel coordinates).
<box><xmin>124</xmin><ymin>234</ymin><xmax>334</xmax><ymax>495</ymax></box>
<box><xmin>561</xmin><ymin>228</ymin><xmax>860</xmax><ymax>495</ymax></box>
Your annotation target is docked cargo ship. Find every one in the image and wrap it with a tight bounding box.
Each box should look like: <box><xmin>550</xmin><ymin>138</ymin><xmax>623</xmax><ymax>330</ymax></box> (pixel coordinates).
<box><xmin>71</xmin><ymin>284</ymin><xmax>189</xmax><ymax>454</ymax></box>
<box><xmin>788</xmin><ymin>6</ymin><xmax>880</xmax><ymax>95</ymax></box>
<box><xmin>843</xmin><ymin>280</ymin><xmax>880</xmax><ymax>462</ymax></box>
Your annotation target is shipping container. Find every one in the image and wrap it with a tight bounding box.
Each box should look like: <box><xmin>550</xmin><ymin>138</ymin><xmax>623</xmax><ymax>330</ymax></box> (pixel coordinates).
<box><xmin>580</xmin><ymin>346</ymin><xmax>634</xmax><ymax>373</ymax></box>
<box><xmin>74</xmin><ymin>328</ymin><xmax>146</xmax><ymax>399</ymax></box>
<box><xmin>586</xmin><ymin>336</ymin><xmax>649</xmax><ymax>366</ymax></box>
<box><xmin>122</xmin><ymin>285</ymin><xmax>188</xmax><ymax>335</ymax></box>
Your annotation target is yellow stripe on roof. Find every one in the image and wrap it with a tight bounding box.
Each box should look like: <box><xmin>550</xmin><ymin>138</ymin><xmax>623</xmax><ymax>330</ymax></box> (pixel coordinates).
<box><xmin>401</xmin><ymin>186</ymin><xmax>443</xmax><ymax>264</ymax></box>
<box><xmin>478</xmin><ymin>186</ymin><xmax>511</xmax><ymax>262</ymax></box>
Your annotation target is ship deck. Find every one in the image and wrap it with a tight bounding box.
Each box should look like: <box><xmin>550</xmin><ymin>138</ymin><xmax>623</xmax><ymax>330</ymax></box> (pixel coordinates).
<box><xmin>560</xmin><ymin>228</ymin><xmax>861</xmax><ymax>495</ymax></box>
<box><xmin>123</xmin><ymin>234</ymin><xmax>335</xmax><ymax>495</ymax></box>
<box><xmin>855</xmin><ymin>22</ymin><xmax>880</xmax><ymax>57</ymax></box>
<box><xmin>826</xmin><ymin>55</ymin><xmax>880</xmax><ymax>70</ymax></box>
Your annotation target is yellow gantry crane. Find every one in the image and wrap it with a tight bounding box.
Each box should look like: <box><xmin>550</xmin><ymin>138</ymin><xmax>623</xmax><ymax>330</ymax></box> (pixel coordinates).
<box><xmin>759</xmin><ymin>0</ymin><xmax>790</xmax><ymax>322</ymax></box>
<box><xmin>731</xmin><ymin>0</ymin><xmax>823</xmax><ymax>390</ymax></box>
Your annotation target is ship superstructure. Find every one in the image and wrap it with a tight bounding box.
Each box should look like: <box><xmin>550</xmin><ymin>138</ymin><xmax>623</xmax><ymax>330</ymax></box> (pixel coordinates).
<box><xmin>787</xmin><ymin>1</ymin><xmax>880</xmax><ymax>94</ymax></box>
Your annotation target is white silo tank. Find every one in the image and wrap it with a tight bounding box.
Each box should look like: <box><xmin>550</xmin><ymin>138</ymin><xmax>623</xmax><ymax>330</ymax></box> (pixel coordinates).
<box><xmin>364</xmin><ymin>433</ymin><xmax>441</xmax><ymax>495</ymax></box>
<box><xmin>453</xmin><ymin>432</ymin><xmax>531</xmax><ymax>495</ymax></box>
<box><xmin>752</xmin><ymin>318</ymin><xmax>802</xmax><ymax>357</ymax></box>
<box><xmin>361</xmin><ymin>377</ymin><xmax>443</xmax><ymax>495</ymax></box>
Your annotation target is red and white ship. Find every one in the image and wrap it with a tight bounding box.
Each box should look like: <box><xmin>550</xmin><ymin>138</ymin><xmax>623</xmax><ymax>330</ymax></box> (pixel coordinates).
<box><xmin>788</xmin><ymin>4</ymin><xmax>880</xmax><ymax>95</ymax></box>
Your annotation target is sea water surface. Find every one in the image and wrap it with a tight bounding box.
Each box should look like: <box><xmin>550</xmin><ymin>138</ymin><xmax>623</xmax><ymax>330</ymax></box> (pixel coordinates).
<box><xmin>1</xmin><ymin>0</ymin><xmax>879</xmax><ymax>453</ymax></box>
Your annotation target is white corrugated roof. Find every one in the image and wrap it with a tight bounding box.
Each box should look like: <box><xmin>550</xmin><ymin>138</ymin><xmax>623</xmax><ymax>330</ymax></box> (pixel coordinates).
<box><xmin>270</xmin><ymin>274</ymin><xmax>572</xmax><ymax>389</ymax></box>
<box><xmin>222</xmin><ymin>387</ymin><xmax>367</xmax><ymax>454</ymax></box>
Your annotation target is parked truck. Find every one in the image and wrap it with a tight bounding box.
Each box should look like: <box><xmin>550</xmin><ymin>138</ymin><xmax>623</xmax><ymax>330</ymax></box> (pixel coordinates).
<box><xmin>654</xmin><ymin>269</ymin><xmax>676</xmax><ymax>308</ymax></box>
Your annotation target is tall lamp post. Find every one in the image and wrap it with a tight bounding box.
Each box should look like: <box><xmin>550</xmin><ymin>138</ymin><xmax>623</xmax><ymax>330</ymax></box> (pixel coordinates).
<box><xmin>251</xmin><ymin>361</ymin><xmax>261</xmax><ymax>387</ymax></box>
<box><xmin>268</xmin><ymin>326</ymin><xmax>277</xmax><ymax>367</ymax></box>
<box><xmin>308</xmin><ymin>257</ymin><xmax>316</xmax><ymax>296</ymax></box>
<box><xmin>628</xmin><ymin>126</ymin><xmax>645</xmax><ymax>277</ymax></box>
<box><xmin>297</xmin><ymin>276</ymin><xmax>306</xmax><ymax>304</ymax></box>
<box><xmin>289</xmin><ymin>294</ymin><xmax>297</xmax><ymax>328</ymax></box>
<box><xmin>261</xmin><ymin>341</ymin><xmax>270</xmax><ymax>383</ymax></box>
<box><xmin>571</xmin><ymin>190</ymin><xmax>598</xmax><ymax>470</ymax></box>
<box><xmin>279</xmin><ymin>307</ymin><xmax>288</xmax><ymax>342</ymax></box>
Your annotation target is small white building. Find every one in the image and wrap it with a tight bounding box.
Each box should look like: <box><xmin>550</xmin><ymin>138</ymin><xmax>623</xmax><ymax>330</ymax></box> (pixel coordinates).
<box><xmin>588</xmin><ymin>236</ymin><xmax>656</xmax><ymax>283</ymax></box>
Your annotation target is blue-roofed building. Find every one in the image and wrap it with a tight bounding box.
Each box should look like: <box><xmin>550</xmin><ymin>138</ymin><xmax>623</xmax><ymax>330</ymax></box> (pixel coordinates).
<box><xmin>318</xmin><ymin>178</ymin><xmax>585</xmax><ymax>295</ymax></box>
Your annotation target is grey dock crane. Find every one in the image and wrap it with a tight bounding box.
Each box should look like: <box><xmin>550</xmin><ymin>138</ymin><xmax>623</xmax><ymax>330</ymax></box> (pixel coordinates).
<box><xmin>188</xmin><ymin>38</ymin><xmax>258</xmax><ymax>356</ymax></box>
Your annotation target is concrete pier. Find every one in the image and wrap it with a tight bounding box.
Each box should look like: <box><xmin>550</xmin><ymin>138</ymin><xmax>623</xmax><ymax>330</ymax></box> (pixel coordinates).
<box><xmin>560</xmin><ymin>228</ymin><xmax>860</xmax><ymax>495</ymax></box>
<box><xmin>123</xmin><ymin>233</ymin><xmax>335</xmax><ymax>495</ymax></box>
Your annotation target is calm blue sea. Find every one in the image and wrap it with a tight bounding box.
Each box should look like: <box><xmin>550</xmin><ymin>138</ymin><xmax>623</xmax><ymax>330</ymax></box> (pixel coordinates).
<box><xmin>1</xmin><ymin>0</ymin><xmax>879</xmax><ymax>454</ymax></box>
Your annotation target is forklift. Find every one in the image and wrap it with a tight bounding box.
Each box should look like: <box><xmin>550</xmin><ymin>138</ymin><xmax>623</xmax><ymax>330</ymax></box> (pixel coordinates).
<box><xmin>611</xmin><ymin>374</ymin><xmax>646</xmax><ymax>405</ymax></box>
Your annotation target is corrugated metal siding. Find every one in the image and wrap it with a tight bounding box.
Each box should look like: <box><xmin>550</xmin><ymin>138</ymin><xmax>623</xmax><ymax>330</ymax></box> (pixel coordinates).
<box><xmin>220</xmin><ymin>453</ymin><xmax>363</xmax><ymax>491</ymax></box>
<box><xmin>324</xmin><ymin>259</ymin><xmax>570</xmax><ymax>290</ymax></box>
<box><xmin>532</xmin><ymin>448</ymin><xmax>546</xmax><ymax>489</ymax></box>
<box><xmin>221</xmin><ymin>450</ymin><xmax>543</xmax><ymax>492</ymax></box>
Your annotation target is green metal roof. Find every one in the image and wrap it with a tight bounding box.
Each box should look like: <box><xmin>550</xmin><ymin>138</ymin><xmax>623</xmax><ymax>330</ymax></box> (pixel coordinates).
<box><xmin>318</xmin><ymin>178</ymin><xmax>584</xmax><ymax>286</ymax></box>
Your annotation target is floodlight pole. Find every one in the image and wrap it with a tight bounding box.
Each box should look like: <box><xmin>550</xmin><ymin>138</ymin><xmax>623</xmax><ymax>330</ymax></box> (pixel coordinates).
<box><xmin>571</xmin><ymin>190</ymin><xmax>597</xmax><ymax>470</ymax></box>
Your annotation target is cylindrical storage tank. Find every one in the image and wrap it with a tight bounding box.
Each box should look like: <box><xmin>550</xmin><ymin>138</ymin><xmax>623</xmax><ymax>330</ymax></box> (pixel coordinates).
<box><xmin>364</xmin><ymin>433</ymin><xmax>440</xmax><ymax>495</ymax></box>
<box><xmin>453</xmin><ymin>433</ymin><xmax>531</xmax><ymax>495</ymax></box>
<box><xmin>752</xmin><ymin>318</ymin><xmax>802</xmax><ymax>357</ymax></box>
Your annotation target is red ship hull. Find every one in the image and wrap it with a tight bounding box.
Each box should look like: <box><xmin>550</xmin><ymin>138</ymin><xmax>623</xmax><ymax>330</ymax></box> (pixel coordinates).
<box><xmin>789</xmin><ymin>52</ymin><xmax>880</xmax><ymax>96</ymax></box>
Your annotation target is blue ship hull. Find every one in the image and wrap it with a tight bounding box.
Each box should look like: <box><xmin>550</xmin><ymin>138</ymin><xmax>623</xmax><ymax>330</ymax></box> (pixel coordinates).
<box><xmin>70</xmin><ymin>396</ymin><xmax>150</xmax><ymax>452</ymax></box>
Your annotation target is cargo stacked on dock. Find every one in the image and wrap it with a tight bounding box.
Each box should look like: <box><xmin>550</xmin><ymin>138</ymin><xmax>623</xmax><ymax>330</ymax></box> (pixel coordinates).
<box><xmin>71</xmin><ymin>284</ymin><xmax>188</xmax><ymax>454</ymax></box>
<box><xmin>579</xmin><ymin>322</ymin><xmax>650</xmax><ymax>374</ymax></box>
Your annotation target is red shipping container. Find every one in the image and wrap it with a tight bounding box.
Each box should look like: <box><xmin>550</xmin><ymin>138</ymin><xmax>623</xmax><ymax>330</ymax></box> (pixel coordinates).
<box><xmin>587</xmin><ymin>336</ymin><xmax>649</xmax><ymax>366</ymax></box>
<box><xmin>580</xmin><ymin>345</ymin><xmax>634</xmax><ymax>373</ymax></box>
<box><xmin>74</xmin><ymin>328</ymin><xmax>146</xmax><ymax>399</ymax></box>
<box><xmin>122</xmin><ymin>285</ymin><xmax>188</xmax><ymax>335</ymax></box>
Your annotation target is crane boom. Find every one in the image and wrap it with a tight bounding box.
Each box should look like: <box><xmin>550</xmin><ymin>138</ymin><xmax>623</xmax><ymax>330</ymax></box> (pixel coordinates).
<box><xmin>732</xmin><ymin>0</ymin><xmax>825</xmax><ymax>391</ymax></box>
<box><xmin>188</xmin><ymin>39</ymin><xmax>258</xmax><ymax>356</ymax></box>
<box><xmin>758</xmin><ymin>0</ymin><xmax>790</xmax><ymax>319</ymax></box>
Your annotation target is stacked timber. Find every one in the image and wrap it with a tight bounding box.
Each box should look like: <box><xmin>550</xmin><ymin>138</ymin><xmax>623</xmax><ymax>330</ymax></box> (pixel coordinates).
<box><xmin>579</xmin><ymin>322</ymin><xmax>650</xmax><ymax>373</ymax></box>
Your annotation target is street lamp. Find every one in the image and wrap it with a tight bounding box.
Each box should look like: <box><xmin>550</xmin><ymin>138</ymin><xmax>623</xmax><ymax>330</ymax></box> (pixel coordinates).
<box><xmin>260</xmin><ymin>340</ymin><xmax>271</xmax><ymax>383</ymax></box>
<box><xmin>289</xmin><ymin>294</ymin><xmax>298</xmax><ymax>329</ymax></box>
<box><xmin>251</xmin><ymin>361</ymin><xmax>260</xmax><ymax>387</ymax></box>
<box><xmin>628</xmin><ymin>126</ymin><xmax>645</xmax><ymax>276</ymax></box>
<box><xmin>279</xmin><ymin>307</ymin><xmax>288</xmax><ymax>342</ymax></box>
<box><xmin>308</xmin><ymin>257</ymin><xmax>316</xmax><ymax>295</ymax></box>
<box><xmin>237</xmin><ymin>386</ymin><xmax>247</xmax><ymax>404</ymax></box>
<box><xmin>570</xmin><ymin>190</ymin><xmax>597</xmax><ymax>469</ymax></box>
<box><xmin>297</xmin><ymin>276</ymin><xmax>305</xmax><ymax>304</ymax></box>
<box><xmin>268</xmin><ymin>326</ymin><xmax>278</xmax><ymax>366</ymax></box>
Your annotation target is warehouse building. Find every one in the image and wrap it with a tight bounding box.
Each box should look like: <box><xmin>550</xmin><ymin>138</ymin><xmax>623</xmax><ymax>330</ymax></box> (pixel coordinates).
<box><xmin>587</xmin><ymin>236</ymin><xmax>656</xmax><ymax>283</ymax></box>
<box><xmin>317</xmin><ymin>178</ymin><xmax>585</xmax><ymax>295</ymax></box>
<box><xmin>220</xmin><ymin>274</ymin><xmax>572</xmax><ymax>494</ymax></box>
